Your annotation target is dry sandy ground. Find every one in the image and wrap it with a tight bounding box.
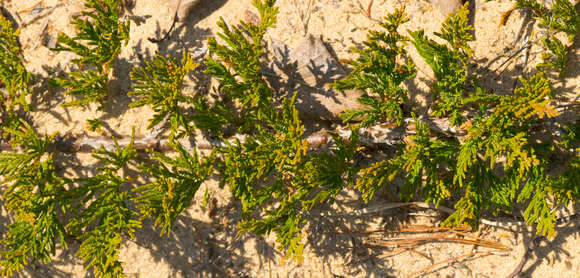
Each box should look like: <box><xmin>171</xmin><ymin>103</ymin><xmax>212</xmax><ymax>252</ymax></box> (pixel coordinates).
<box><xmin>1</xmin><ymin>0</ymin><xmax>579</xmax><ymax>277</ymax></box>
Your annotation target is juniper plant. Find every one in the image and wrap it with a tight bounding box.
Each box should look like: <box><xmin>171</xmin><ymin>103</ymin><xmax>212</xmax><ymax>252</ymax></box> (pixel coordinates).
<box><xmin>51</xmin><ymin>0</ymin><xmax>130</xmax><ymax>109</ymax></box>
<box><xmin>0</xmin><ymin>0</ymin><xmax>578</xmax><ymax>276</ymax></box>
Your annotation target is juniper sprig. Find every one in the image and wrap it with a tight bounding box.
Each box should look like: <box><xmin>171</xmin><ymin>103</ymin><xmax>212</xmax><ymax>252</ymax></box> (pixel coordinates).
<box><xmin>204</xmin><ymin>0</ymin><xmax>279</xmax><ymax>133</ymax></box>
<box><xmin>65</xmin><ymin>132</ymin><xmax>141</xmax><ymax>278</ymax></box>
<box><xmin>409</xmin><ymin>2</ymin><xmax>473</xmax><ymax>126</ymax></box>
<box><xmin>135</xmin><ymin>141</ymin><xmax>215</xmax><ymax>236</ymax></box>
<box><xmin>51</xmin><ymin>0</ymin><xmax>130</xmax><ymax>109</ymax></box>
<box><xmin>0</xmin><ymin>122</ymin><xmax>68</xmax><ymax>277</ymax></box>
<box><xmin>0</xmin><ymin>15</ymin><xmax>32</xmax><ymax>125</ymax></box>
<box><xmin>129</xmin><ymin>52</ymin><xmax>198</xmax><ymax>138</ymax></box>
<box><xmin>334</xmin><ymin>7</ymin><xmax>416</xmax><ymax>127</ymax></box>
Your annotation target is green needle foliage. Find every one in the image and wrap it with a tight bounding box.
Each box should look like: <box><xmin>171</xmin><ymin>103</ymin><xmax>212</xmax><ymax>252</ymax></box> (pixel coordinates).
<box><xmin>129</xmin><ymin>53</ymin><xmax>199</xmax><ymax>138</ymax></box>
<box><xmin>204</xmin><ymin>0</ymin><xmax>278</xmax><ymax>133</ymax></box>
<box><xmin>65</xmin><ymin>133</ymin><xmax>141</xmax><ymax>278</ymax></box>
<box><xmin>549</xmin><ymin>150</ymin><xmax>580</xmax><ymax>206</ymax></box>
<box><xmin>334</xmin><ymin>7</ymin><xmax>416</xmax><ymax>127</ymax></box>
<box><xmin>516</xmin><ymin>0</ymin><xmax>580</xmax><ymax>76</ymax></box>
<box><xmin>357</xmin><ymin>115</ymin><xmax>459</xmax><ymax>207</ymax></box>
<box><xmin>129</xmin><ymin>51</ymin><xmax>235</xmax><ymax>137</ymax></box>
<box><xmin>409</xmin><ymin>3</ymin><xmax>473</xmax><ymax>126</ymax></box>
<box><xmin>354</xmin><ymin>6</ymin><xmax>575</xmax><ymax>238</ymax></box>
<box><xmin>0</xmin><ymin>15</ymin><xmax>32</xmax><ymax>135</ymax></box>
<box><xmin>0</xmin><ymin>15</ymin><xmax>32</xmax><ymax>115</ymax></box>
<box><xmin>221</xmin><ymin>94</ymin><xmax>359</xmax><ymax>261</ymax></box>
<box><xmin>0</xmin><ymin>122</ymin><xmax>68</xmax><ymax>276</ymax></box>
<box><xmin>87</xmin><ymin>118</ymin><xmax>103</xmax><ymax>132</ymax></box>
<box><xmin>51</xmin><ymin>0</ymin><xmax>130</xmax><ymax>109</ymax></box>
<box><xmin>205</xmin><ymin>0</ymin><xmax>360</xmax><ymax>260</ymax></box>
<box><xmin>447</xmin><ymin>73</ymin><xmax>558</xmax><ymax>233</ymax></box>
<box><xmin>135</xmin><ymin>142</ymin><xmax>214</xmax><ymax>236</ymax></box>
<box><xmin>0</xmin><ymin>0</ymin><xmax>578</xmax><ymax>276</ymax></box>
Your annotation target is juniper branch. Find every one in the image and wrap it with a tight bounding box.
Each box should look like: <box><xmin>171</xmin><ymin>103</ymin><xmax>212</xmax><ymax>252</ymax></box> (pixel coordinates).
<box><xmin>51</xmin><ymin>0</ymin><xmax>130</xmax><ymax>109</ymax></box>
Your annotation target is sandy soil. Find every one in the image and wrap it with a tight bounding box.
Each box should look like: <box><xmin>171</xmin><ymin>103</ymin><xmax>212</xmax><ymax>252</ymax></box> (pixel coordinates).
<box><xmin>1</xmin><ymin>0</ymin><xmax>579</xmax><ymax>277</ymax></box>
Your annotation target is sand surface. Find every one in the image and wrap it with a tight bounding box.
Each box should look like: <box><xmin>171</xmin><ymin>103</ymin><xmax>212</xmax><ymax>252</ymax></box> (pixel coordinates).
<box><xmin>1</xmin><ymin>0</ymin><xmax>579</xmax><ymax>277</ymax></box>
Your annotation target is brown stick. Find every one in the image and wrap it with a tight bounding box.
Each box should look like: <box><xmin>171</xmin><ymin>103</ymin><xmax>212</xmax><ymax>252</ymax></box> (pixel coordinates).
<box><xmin>1</xmin><ymin>100</ymin><xmax>576</xmax><ymax>153</ymax></box>
<box><xmin>0</xmin><ymin>117</ymin><xmax>452</xmax><ymax>153</ymax></box>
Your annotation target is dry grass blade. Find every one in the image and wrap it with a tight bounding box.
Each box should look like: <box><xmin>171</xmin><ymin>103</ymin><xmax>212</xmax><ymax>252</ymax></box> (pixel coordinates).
<box><xmin>405</xmin><ymin>250</ymin><xmax>498</xmax><ymax>278</ymax></box>
<box><xmin>371</xmin><ymin>233</ymin><xmax>509</xmax><ymax>251</ymax></box>
<box><xmin>338</xmin><ymin>224</ymin><xmax>510</xmax><ymax>276</ymax></box>
<box><xmin>291</xmin><ymin>0</ymin><xmax>313</xmax><ymax>35</ymax></box>
<box><xmin>366</xmin><ymin>0</ymin><xmax>374</xmax><ymax>18</ymax></box>
<box><xmin>329</xmin><ymin>225</ymin><xmax>471</xmax><ymax>235</ymax></box>
<box><xmin>17</xmin><ymin>0</ymin><xmax>43</xmax><ymax>14</ymax></box>
<box><xmin>355</xmin><ymin>0</ymin><xmax>377</xmax><ymax>21</ymax></box>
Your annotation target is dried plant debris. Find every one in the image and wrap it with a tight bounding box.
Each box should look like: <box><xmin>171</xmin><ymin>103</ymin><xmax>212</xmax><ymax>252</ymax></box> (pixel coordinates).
<box><xmin>269</xmin><ymin>35</ymin><xmax>366</xmax><ymax>120</ymax></box>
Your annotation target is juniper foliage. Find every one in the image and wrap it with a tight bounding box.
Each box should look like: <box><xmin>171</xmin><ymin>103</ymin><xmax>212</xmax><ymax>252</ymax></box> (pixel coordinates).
<box><xmin>409</xmin><ymin>2</ymin><xmax>473</xmax><ymax>126</ymax></box>
<box><xmin>221</xmin><ymin>94</ymin><xmax>359</xmax><ymax>261</ymax></box>
<box><xmin>204</xmin><ymin>0</ymin><xmax>278</xmax><ymax>133</ymax></box>
<box><xmin>0</xmin><ymin>15</ymin><xmax>32</xmax><ymax>115</ymax></box>
<box><xmin>205</xmin><ymin>0</ymin><xmax>359</xmax><ymax>260</ymax></box>
<box><xmin>129</xmin><ymin>53</ymin><xmax>198</xmax><ymax>138</ymax></box>
<box><xmin>135</xmin><ymin>142</ymin><xmax>214</xmax><ymax>236</ymax></box>
<box><xmin>0</xmin><ymin>122</ymin><xmax>67</xmax><ymax>277</ymax></box>
<box><xmin>0</xmin><ymin>0</ymin><xmax>578</xmax><ymax>276</ymax></box>
<box><xmin>65</xmin><ymin>133</ymin><xmax>141</xmax><ymax>278</ymax></box>
<box><xmin>51</xmin><ymin>0</ymin><xmax>130</xmax><ymax>109</ymax></box>
<box><xmin>357</xmin><ymin>115</ymin><xmax>459</xmax><ymax>207</ymax></box>
<box><xmin>334</xmin><ymin>8</ymin><xmax>416</xmax><ymax>127</ymax></box>
<box><xmin>355</xmin><ymin>6</ymin><xmax>576</xmax><ymax>237</ymax></box>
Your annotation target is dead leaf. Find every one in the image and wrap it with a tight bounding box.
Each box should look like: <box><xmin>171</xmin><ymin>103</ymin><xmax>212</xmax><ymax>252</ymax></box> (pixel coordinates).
<box><xmin>170</xmin><ymin>0</ymin><xmax>201</xmax><ymax>22</ymax></box>
<box><xmin>499</xmin><ymin>7</ymin><xmax>515</xmax><ymax>27</ymax></box>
